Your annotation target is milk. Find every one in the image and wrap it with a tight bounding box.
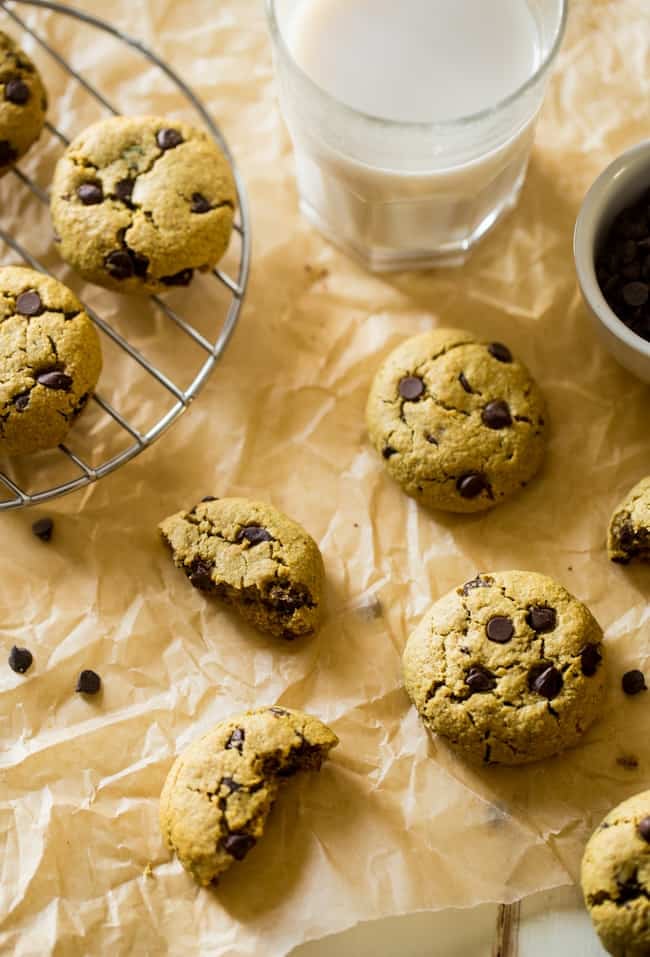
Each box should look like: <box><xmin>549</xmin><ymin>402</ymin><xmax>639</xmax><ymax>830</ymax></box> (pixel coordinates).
<box><xmin>269</xmin><ymin>0</ymin><xmax>564</xmax><ymax>270</ymax></box>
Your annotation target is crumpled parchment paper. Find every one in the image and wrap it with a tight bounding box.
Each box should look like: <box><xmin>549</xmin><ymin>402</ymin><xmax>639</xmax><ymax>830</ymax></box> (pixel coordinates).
<box><xmin>1</xmin><ymin>0</ymin><xmax>649</xmax><ymax>954</ymax></box>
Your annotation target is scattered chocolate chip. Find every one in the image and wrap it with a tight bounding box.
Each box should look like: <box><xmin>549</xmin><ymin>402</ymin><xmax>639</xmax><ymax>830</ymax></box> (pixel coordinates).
<box><xmin>382</xmin><ymin>446</ymin><xmax>397</xmax><ymax>459</ymax></box>
<box><xmin>16</xmin><ymin>290</ymin><xmax>43</xmax><ymax>317</ymax></box>
<box><xmin>622</xmin><ymin>669</ymin><xmax>647</xmax><ymax>696</ymax></box>
<box><xmin>13</xmin><ymin>390</ymin><xmax>30</xmax><ymax>411</ymax></box>
<box><xmin>32</xmin><ymin>517</ymin><xmax>53</xmax><ymax>541</ymax></box>
<box><xmin>160</xmin><ymin>268</ymin><xmax>193</xmax><ymax>286</ymax></box>
<box><xmin>8</xmin><ymin>645</ymin><xmax>33</xmax><ymax>674</ymax></box>
<box><xmin>488</xmin><ymin>342</ymin><xmax>512</xmax><ymax>363</ymax></box>
<box><xmin>526</xmin><ymin>606</ymin><xmax>557</xmax><ymax>634</ymax></box>
<box><xmin>465</xmin><ymin>665</ymin><xmax>497</xmax><ymax>693</ymax></box>
<box><xmin>580</xmin><ymin>644</ymin><xmax>602</xmax><ymax>677</ymax></box>
<box><xmin>456</xmin><ymin>472</ymin><xmax>488</xmax><ymax>499</ymax></box>
<box><xmin>75</xmin><ymin>669</ymin><xmax>101</xmax><ymax>694</ymax></box>
<box><xmin>237</xmin><ymin>525</ymin><xmax>273</xmax><ymax>545</ymax></box>
<box><xmin>191</xmin><ymin>192</ymin><xmax>212</xmax><ymax>213</ymax></box>
<box><xmin>4</xmin><ymin>78</ymin><xmax>30</xmax><ymax>105</ymax></box>
<box><xmin>0</xmin><ymin>140</ymin><xmax>17</xmax><ymax>165</ymax></box>
<box><xmin>77</xmin><ymin>182</ymin><xmax>103</xmax><ymax>205</ymax></box>
<box><xmin>482</xmin><ymin>400</ymin><xmax>512</xmax><ymax>430</ymax></box>
<box><xmin>486</xmin><ymin>616</ymin><xmax>514</xmax><ymax>644</ymax></box>
<box><xmin>201</xmin><ymin>495</ymin><xmax>218</xmax><ymax>502</ymax></box>
<box><xmin>114</xmin><ymin>177</ymin><xmax>135</xmax><ymax>202</ymax></box>
<box><xmin>638</xmin><ymin>817</ymin><xmax>650</xmax><ymax>842</ymax></box>
<box><xmin>398</xmin><ymin>375</ymin><xmax>425</xmax><ymax>400</ymax></box>
<box><xmin>528</xmin><ymin>663</ymin><xmax>563</xmax><ymax>700</ymax></box>
<box><xmin>36</xmin><ymin>370</ymin><xmax>73</xmax><ymax>391</ymax></box>
<box><xmin>225</xmin><ymin>727</ymin><xmax>245</xmax><ymax>751</ymax></box>
<box><xmin>221</xmin><ymin>833</ymin><xmax>255</xmax><ymax>860</ymax></box>
<box><xmin>462</xmin><ymin>575</ymin><xmax>492</xmax><ymax>595</ymax></box>
<box><xmin>187</xmin><ymin>558</ymin><xmax>214</xmax><ymax>590</ymax></box>
<box><xmin>156</xmin><ymin>128</ymin><xmax>183</xmax><ymax>150</ymax></box>
<box><xmin>105</xmin><ymin>250</ymin><xmax>134</xmax><ymax>280</ymax></box>
<box><xmin>458</xmin><ymin>372</ymin><xmax>473</xmax><ymax>393</ymax></box>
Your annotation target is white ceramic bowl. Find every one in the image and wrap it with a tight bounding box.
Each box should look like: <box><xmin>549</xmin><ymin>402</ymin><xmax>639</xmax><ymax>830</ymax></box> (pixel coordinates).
<box><xmin>574</xmin><ymin>139</ymin><xmax>650</xmax><ymax>383</ymax></box>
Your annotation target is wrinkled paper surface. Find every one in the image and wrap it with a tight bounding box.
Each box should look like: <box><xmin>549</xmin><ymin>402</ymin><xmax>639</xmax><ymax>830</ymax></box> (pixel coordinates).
<box><xmin>1</xmin><ymin>0</ymin><xmax>650</xmax><ymax>954</ymax></box>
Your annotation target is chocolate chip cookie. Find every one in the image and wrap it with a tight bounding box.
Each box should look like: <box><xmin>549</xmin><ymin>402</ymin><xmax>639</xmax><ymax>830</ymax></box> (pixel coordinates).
<box><xmin>50</xmin><ymin>115</ymin><xmax>236</xmax><ymax>294</ymax></box>
<box><xmin>0</xmin><ymin>31</ymin><xmax>47</xmax><ymax>176</ymax></box>
<box><xmin>402</xmin><ymin>570</ymin><xmax>605</xmax><ymax>765</ymax></box>
<box><xmin>608</xmin><ymin>476</ymin><xmax>650</xmax><ymax>564</ymax></box>
<box><xmin>366</xmin><ymin>329</ymin><xmax>547</xmax><ymax>512</ymax></box>
<box><xmin>582</xmin><ymin>789</ymin><xmax>650</xmax><ymax>957</ymax></box>
<box><xmin>0</xmin><ymin>266</ymin><xmax>102</xmax><ymax>455</ymax></box>
<box><xmin>160</xmin><ymin>707</ymin><xmax>338</xmax><ymax>885</ymax></box>
<box><xmin>160</xmin><ymin>497</ymin><xmax>325</xmax><ymax>639</ymax></box>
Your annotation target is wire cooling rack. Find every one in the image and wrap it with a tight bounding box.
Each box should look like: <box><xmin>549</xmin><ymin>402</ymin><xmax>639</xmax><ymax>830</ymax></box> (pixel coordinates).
<box><xmin>0</xmin><ymin>0</ymin><xmax>250</xmax><ymax>509</ymax></box>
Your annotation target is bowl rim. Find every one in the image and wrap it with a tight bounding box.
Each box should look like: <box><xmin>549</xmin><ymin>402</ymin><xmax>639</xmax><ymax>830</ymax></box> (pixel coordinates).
<box><xmin>574</xmin><ymin>138</ymin><xmax>650</xmax><ymax>361</ymax></box>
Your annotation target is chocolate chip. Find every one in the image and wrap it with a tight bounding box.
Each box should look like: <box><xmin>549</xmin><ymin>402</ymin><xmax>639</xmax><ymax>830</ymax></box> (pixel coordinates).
<box><xmin>638</xmin><ymin>817</ymin><xmax>650</xmax><ymax>842</ymax></box>
<box><xmin>201</xmin><ymin>495</ymin><xmax>218</xmax><ymax>502</ymax></box>
<box><xmin>4</xmin><ymin>78</ymin><xmax>30</xmax><ymax>105</ymax></box>
<box><xmin>221</xmin><ymin>833</ymin><xmax>255</xmax><ymax>860</ymax></box>
<box><xmin>526</xmin><ymin>606</ymin><xmax>557</xmax><ymax>634</ymax></box>
<box><xmin>160</xmin><ymin>268</ymin><xmax>193</xmax><ymax>286</ymax></box>
<box><xmin>75</xmin><ymin>669</ymin><xmax>101</xmax><ymax>694</ymax></box>
<box><xmin>465</xmin><ymin>665</ymin><xmax>497</xmax><ymax>693</ymax></box>
<box><xmin>187</xmin><ymin>558</ymin><xmax>214</xmax><ymax>590</ymax></box>
<box><xmin>221</xmin><ymin>776</ymin><xmax>242</xmax><ymax>794</ymax></box>
<box><xmin>105</xmin><ymin>250</ymin><xmax>134</xmax><ymax>280</ymax></box>
<box><xmin>130</xmin><ymin>250</ymin><xmax>149</xmax><ymax>278</ymax></box>
<box><xmin>617</xmin><ymin>874</ymin><xmax>642</xmax><ymax>903</ymax></box>
<box><xmin>382</xmin><ymin>447</ymin><xmax>397</xmax><ymax>459</ymax></box>
<box><xmin>528</xmin><ymin>663</ymin><xmax>563</xmax><ymax>700</ymax></box>
<box><xmin>482</xmin><ymin>400</ymin><xmax>512</xmax><ymax>430</ymax></box>
<box><xmin>456</xmin><ymin>473</ymin><xmax>488</xmax><ymax>499</ymax></box>
<box><xmin>114</xmin><ymin>177</ymin><xmax>135</xmax><ymax>202</ymax></box>
<box><xmin>32</xmin><ymin>517</ymin><xmax>53</xmax><ymax>541</ymax></box>
<box><xmin>77</xmin><ymin>182</ymin><xmax>103</xmax><ymax>205</ymax></box>
<box><xmin>580</xmin><ymin>644</ymin><xmax>602</xmax><ymax>677</ymax></box>
<box><xmin>424</xmin><ymin>432</ymin><xmax>438</xmax><ymax>445</ymax></box>
<box><xmin>622</xmin><ymin>669</ymin><xmax>647</xmax><ymax>696</ymax></box>
<box><xmin>486</xmin><ymin>616</ymin><xmax>514</xmax><ymax>644</ymax></box>
<box><xmin>488</xmin><ymin>342</ymin><xmax>512</xmax><ymax>363</ymax></box>
<box><xmin>37</xmin><ymin>370</ymin><xmax>73</xmax><ymax>391</ymax></box>
<box><xmin>8</xmin><ymin>645</ymin><xmax>33</xmax><ymax>674</ymax></box>
<box><xmin>13</xmin><ymin>390</ymin><xmax>30</xmax><ymax>411</ymax></box>
<box><xmin>458</xmin><ymin>372</ymin><xmax>473</xmax><ymax>393</ymax></box>
<box><xmin>16</xmin><ymin>290</ymin><xmax>43</xmax><ymax>317</ymax></box>
<box><xmin>0</xmin><ymin>140</ymin><xmax>17</xmax><ymax>165</ymax></box>
<box><xmin>191</xmin><ymin>192</ymin><xmax>212</xmax><ymax>213</ymax></box>
<box><xmin>156</xmin><ymin>128</ymin><xmax>183</xmax><ymax>150</ymax></box>
<box><xmin>461</xmin><ymin>575</ymin><xmax>492</xmax><ymax>595</ymax></box>
<box><xmin>225</xmin><ymin>727</ymin><xmax>245</xmax><ymax>751</ymax></box>
<box><xmin>398</xmin><ymin>375</ymin><xmax>425</xmax><ymax>400</ymax></box>
<box><xmin>622</xmin><ymin>281</ymin><xmax>649</xmax><ymax>307</ymax></box>
<box><xmin>270</xmin><ymin>706</ymin><xmax>289</xmax><ymax>716</ymax></box>
<box><xmin>237</xmin><ymin>525</ymin><xmax>273</xmax><ymax>545</ymax></box>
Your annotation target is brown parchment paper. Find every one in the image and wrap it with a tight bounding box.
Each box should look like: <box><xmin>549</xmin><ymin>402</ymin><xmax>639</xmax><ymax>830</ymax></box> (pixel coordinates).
<box><xmin>1</xmin><ymin>0</ymin><xmax>650</xmax><ymax>953</ymax></box>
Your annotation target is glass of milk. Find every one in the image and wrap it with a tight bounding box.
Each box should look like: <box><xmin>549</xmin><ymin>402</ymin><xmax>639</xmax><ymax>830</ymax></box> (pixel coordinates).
<box><xmin>266</xmin><ymin>0</ymin><xmax>567</xmax><ymax>271</ymax></box>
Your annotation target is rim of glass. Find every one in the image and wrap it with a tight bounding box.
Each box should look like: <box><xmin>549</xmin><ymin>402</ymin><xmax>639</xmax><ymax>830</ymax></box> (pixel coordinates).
<box><xmin>266</xmin><ymin>0</ymin><xmax>568</xmax><ymax>131</ymax></box>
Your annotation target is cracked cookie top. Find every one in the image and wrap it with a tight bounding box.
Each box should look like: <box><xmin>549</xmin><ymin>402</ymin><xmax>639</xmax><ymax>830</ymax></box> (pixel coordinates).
<box><xmin>582</xmin><ymin>789</ymin><xmax>650</xmax><ymax>957</ymax></box>
<box><xmin>0</xmin><ymin>31</ymin><xmax>47</xmax><ymax>175</ymax></box>
<box><xmin>402</xmin><ymin>570</ymin><xmax>605</xmax><ymax>765</ymax></box>
<box><xmin>366</xmin><ymin>328</ymin><xmax>547</xmax><ymax>512</ymax></box>
<box><xmin>159</xmin><ymin>706</ymin><xmax>338</xmax><ymax>885</ymax></box>
<box><xmin>0</xmin><ymin>266</ymin><xmax>102</xmax><ymax>455</ymax></box>
<box><xmin>50</xmin><ymin>115</ymin><xmax>236</xmax><ymax>295</ymax></box>
<box><xmin>159</xmin><ymin>496</ymin><xmax>325</xmax><ymax>639</ymax></box>
<box><xmin>608</xmin><ymin>476</ymin><xmax>650</xmax><ymax>564</ymax></box>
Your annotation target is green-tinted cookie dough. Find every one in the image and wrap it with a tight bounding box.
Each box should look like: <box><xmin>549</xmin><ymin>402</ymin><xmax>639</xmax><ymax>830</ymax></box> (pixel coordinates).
<box><xmin>0</xmin><ymin>31</ymin><xmax>47</xmax><ymax>175</ymax></box>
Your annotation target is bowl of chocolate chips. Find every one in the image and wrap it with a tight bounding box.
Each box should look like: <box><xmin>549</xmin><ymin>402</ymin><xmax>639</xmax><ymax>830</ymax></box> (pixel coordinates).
<box><xmin>575</xmin><ymin>139</ymin><xmax>650</xmax><ymax>383</ymax></box>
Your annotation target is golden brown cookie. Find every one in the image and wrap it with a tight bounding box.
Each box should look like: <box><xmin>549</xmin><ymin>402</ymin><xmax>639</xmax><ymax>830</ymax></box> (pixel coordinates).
<box><xmin>608</xmin><ymin>476</ymin><xmax>650</xmax><ymax>564</ymax></box>
<box><xmin>0</xmin><ymin>31</ymin><xmax>47</xmax><ymax>175</ymax></box>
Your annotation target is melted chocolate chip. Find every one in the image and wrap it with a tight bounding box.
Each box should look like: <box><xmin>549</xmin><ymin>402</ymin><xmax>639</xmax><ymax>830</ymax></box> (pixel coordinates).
<box><xmin>466</xmin><ymin>665</ymin><xmax>497</xmax><ymax>693</ymax></box>
<box><xmin>526</xmin><ymin>606</ymin><xmax>557</xmax><ymax>634</ymax></box>
<box><xmin>16</xmin><ymin>290</ymin><xmax>43</xmax><ymax>317</ymax></box>
<box><xmin>4</xmin><ymin>78</ymin><xmax>30</xmax><ymax>105</ymax></box>
<box><xmin>622</xmin><ymin>669</ymin><xmax>647</xmax><ymax>696</ymax></box>
<box><xmin>0</xmin><ymin>140</ymin><xmax>18</xmax><ymax>166</ymax></box>
<box><xmin>13</xmin><ymin>390</ymin><xmax>30</xmax><ymax>411</ymax></box>
<box><xmin>191</xmin><ymin>192</ymin><xmax>212</xmax><ymax>213</ymax></box>
<box><xmin>8</xmin><ymin>645</ymin><xmax>33</xmax><ymax>674</ymax></box>
<box><xmin>32</xmin><ymin>517</ymin><xmax>53</xmax><ymax>541</ymax></box>
<box><xmin>77</xmin><ymin>182</ymin><xmax>103</xmax><ymax>205</ymax></box>
<box><xmin>482</xmin><ymin>400</ymin><xmax>512</xmax><ymax>430</ymax></box>
<box><xmin>456</xmin><ymin>473</ymin><xmax>488</xmax><ymax>499</ymax></box>
<box><xmin>638</xmin><ymin>817</ymin><xmax>650</xmax><ymax>843</ymax></box>
<box><xmin>225</xmin><ymin>727</ymin><xmax>245</xmax><ymax>751</ymax></box>
<box><xmin>160</xmin><ymin>268</ymin><xmax>193</xmax><ymax>287</ymax></box>
<box><xmin>580</xmin><ymin>644</ymin><xmax>602</xmax><ymax>677</ymax></box>
<box><xmin>486</xmin><ymin>616</ymin><xmax>514</xmax><ymax>644</ymax></box>
<box><xmin>36</xmin><ymin>370</ymin><xmax>73</xmax><ymax>391</ymax></box>
<box><xmin>221</xmin><ymin>833</ymin><xmax>255</xmax><ymax>861</ymax></box>
<box><xmin>130</xmin><ymin>250</ymin><xmax>149</xmax><ymax>277</ymax></box>
<box><xmin>156</xmin><ymin>128</ymin><xmax>183</xmax><ymax>150</ymax></box>
<box><xmin>187</xmin><ymin>558</ymin><xmax>214</xmax><ymax>590</ymax></box>
<box><xmin>398</xmin><ymin>375</ymin><xmax>425</xmax><ymax>400</ymax></box>
<box><xmin>75</xmin><ymin>669</ymin><xmax>101</xmax><ymax>694</ymax></box>
<box><xmin>237</xmin><ymin>525</ymin><xmax>273</xmax><ymax>545</ymax></box>
<box><xmin>488</xmin><ymin>342</ymin><xmax>512</xmax><ymax>363</ymax></box>
<box><xmin>382</xmin><ymin>447</ymin><xmax>397</xmax><ymax>459</ymax></box>
<box><xmin>105</xmin><ymin>250</ymin><xmax>134</xmax><ymax>280</ymax></box>
<box><xmin>528</xmin><ymin>663</ymin><xmax>563</xmax><ymax>700</ymax></box>
<box><xmin>458</xmin><ymin>372</ymin><xmax>473</xmax><ymax>393</ymax></box>
<box><xmin>114</xmin><ymin>178</ymin><xmax>135</xmax><ymax>202</ymax></box>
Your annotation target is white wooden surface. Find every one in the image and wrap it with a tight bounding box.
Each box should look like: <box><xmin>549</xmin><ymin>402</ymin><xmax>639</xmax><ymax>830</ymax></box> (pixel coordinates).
<box><xmin>290</xmin><ymin>886</ymin><xmax>609</xmax><ymax>956</ymax></box>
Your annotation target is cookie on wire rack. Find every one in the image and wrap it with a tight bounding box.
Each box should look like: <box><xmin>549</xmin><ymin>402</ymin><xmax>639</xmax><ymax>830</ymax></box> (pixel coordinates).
<box><xmin>0</xmin><ymin>31</ymin><xmax>47</xmax><ymax>176</ymax></box>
